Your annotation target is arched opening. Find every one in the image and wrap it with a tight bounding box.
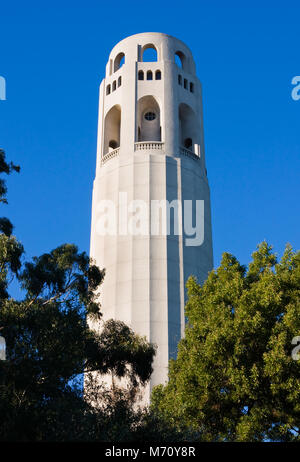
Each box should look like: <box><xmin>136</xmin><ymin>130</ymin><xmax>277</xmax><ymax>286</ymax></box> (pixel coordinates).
<box><xmin>184</xmin><ymin>78</ymin><xmax>188</xmax><ymax>89</ymax></box>
<box><xmin>137</xmin><ymin>95</ymin><xmax>161</xmax><ymax>142</ymax></box>
<box><xmin>114</xmin><ymin>52</ymin><xmax>125</xmax><ymax>72</ymax></box>
<box><xmin>155</xmin><ymin>70</ymin><xmax>161</xmax><ymax>80</ymax></box>
<box><xmin>190</xmin><ymin>82</ymin><xmax>194</xmax><ymax>93</ymax></box>
<box><xmin>106</xmin><ymin>84</ymin><xmax>111</xmax><ymax>95</ymax></box>
<box><xmin>103</xmin><ymin>105</ymin><xmax>121</xmax><ymax>155</ymax></box>
<box><xmin>147</xmin><ymin>70</ymin><xmax>153</xmax><ymax>80</ymax></box>
<box><xmin>175</xmin><ymin>54</ymin><xmax>182</xmax><ymax>68</ymax></box>
<box><xmin>112</xmin><ymin>80</ymin><xmax>116</xmax><ymax>91</ymax></box>
<box><xmin>142</xmin><ymin>44</ymin><xmax>158</xmax><ymax>62</ymax></box>
<box><xmin>175</xmin><ymin>51</ymin><xmax>187</xmax><ymax>70</ymax></box>
<box><xmin>118</xmin><ymin>76</ymin><xmax>122</xmax><ymax>87</ymax></box>
<box><xmin>109</xmin><ymin>140</ymin><xmax>118</xmax><ymax>151</ymax></box>
<box><xmin>184</xmin><ymin>138</ymin><xmax>192</xmax><ymax>149</ymax></box>
<box><xmin>138</xmin><ymin>70</ymin><xmax>144</xmax><ymax>80</ymax></box>
<box><xmin>178</xmin><ymin>75</ymin><xmax>182</xmax><ymax>85</ymax></box>
<box><xmin>179</xmin><ymin>103</ymin><xmax>200</xmax><ymax>155</ymax></box>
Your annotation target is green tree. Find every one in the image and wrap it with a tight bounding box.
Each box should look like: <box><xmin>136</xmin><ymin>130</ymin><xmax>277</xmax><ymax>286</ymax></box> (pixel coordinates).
<box><xmin>0</xmin><ymin>149</ymin><xmax>23</xmax><ymax>298</ymax></box>
<box><xmin>0</xmin><ymin>150</ymin><xmax>156</xmax><ymax>441</ymax></box>
<box><xmin>152</xmin><ymin>243</ymin><xmax>300</xmax><ymax>441</ymax></box>
<box><xmin>0</xmin><ymin>148</ymin><xmax>20</xmax><ymax>233</ymax></box>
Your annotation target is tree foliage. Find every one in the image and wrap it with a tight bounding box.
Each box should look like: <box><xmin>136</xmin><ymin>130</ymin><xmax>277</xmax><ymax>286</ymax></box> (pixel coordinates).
<box><xmin>0</xmin><ymin>150</ymin><xmax>157</xmax><ymax>441</ymax></box>
<box><xmin>151</xmin><ymin>243</ymin><xmax>300</xmax><ymax>441</ymax></box>
<box><xmin>0</xmin><ymin>148</ymin><xmax>19</xmax><ymax>237</ymax></box>
<box><xmin>3</xmin><ymin>148</ymin><xmax>299</xmax><ymax>442</ymax></box>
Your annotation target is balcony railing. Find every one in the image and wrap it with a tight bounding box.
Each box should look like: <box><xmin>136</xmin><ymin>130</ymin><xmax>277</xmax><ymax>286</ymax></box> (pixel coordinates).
<box><xmin>100</xmin><ymin>144</ymin><xmax>201</xmax><ymax>166</ymax></box>
<box><xmin>134</xmin><ymin>141</ymin><xmax>164</xmax><ymax>151</ymax></box>
<box><xmin>179</xmin><ymin>146</ymin><xmax>200</xmax><ymax>161</ymax></box>
<box><xmin>101</xmin><ymin>147</ymin><xmax>120</xmax><ymax>164</ymax></box>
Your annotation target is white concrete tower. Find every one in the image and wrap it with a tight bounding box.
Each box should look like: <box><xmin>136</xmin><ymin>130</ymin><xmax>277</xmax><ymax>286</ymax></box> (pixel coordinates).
<box><xmin>90</xmin><ymin>32</ymin><xmax>213</xmax><ymax>401</ymax></box>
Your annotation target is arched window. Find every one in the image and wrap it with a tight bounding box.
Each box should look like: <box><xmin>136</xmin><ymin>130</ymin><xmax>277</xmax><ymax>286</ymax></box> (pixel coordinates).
<box><xmin>175</xmin><ymin>51</ymin><xmax>186</xmax><ymax>70</ymax></box>
<box><xmin>112</xmin><ymin>80</ymin><xmax>116</xmax><ymax>91</ymax></box>
<box><xmin>184</xmin><ymin>79</ymin><xmax>188</xmax><ymax>89</ymax></box>
<box><xmin>142</xmin><ymin>44</ymin><xmax>158</xmax><ymax>62</ymax></box>
<box><xmin>178</xmin><ymin>75</ymin><xmax>182</xmax><ymax>85</ymax></box>
<box><xmin>138</xmin><ymin>70</ymin><xmax>144</xmax><ymax>80</ymax></box>
<box><xmin>147</xmin><ymin>70</ymin><xmax>153</xmax><ymax>80</ymax></box>
<box><xmin>190</xmin><ymin>82</ymin><xmax>194</xmax><ymax>93</ymax></box>
<box><xmin>175</xmin><ymin>54</ymin><xmax>182</xmax><ymax>68</ymax></box>
<box><xmin>118</xmin><ymin>76</ymin><xmax>122</xmax><ymax>87</ymax></box>
<box><xmin>114</xmin><ymin>52</ymin><xmax>125</xmax><ymax>72</ymax></box>
<box><xmin>184</xmin><ymin>138</ymin><xmax>193</xmax><ymax>149</ymax></box>
<box><xmin>155</xmin><ymin>70</ymin><xmax>161</xmax><ymax>80</ymax></box>
<box><xmin>137</xmin><ymin>95</ymin><xmax>161</xmax><ymax>142</ymax></box>
<box><xmin>179</xmin><ymin>103</ymin><xmax>200</xmax><ymax>155</ymax></box>
<box><xmin>103</xmin><ymin>105</ymin><xmax>121</xmax><ymax>155</ymax></box>
<box><xmin>106</xmin><ymin>84</ymin><xmax>111</xmax><ymax>95</ymax></box>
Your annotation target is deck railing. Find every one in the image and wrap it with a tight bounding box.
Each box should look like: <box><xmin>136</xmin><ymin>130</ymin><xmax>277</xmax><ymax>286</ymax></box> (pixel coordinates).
<box><xmin>179</xmin><ymin>146</ymin><xmax>200</xmax><ymax>161</ymax></box>
<box><xmin>101</xmin><ymin>144</ymin><xmax>202</xmax><ymax>165</ymax></box>
<box><xmin>134</xmin><ymin>141</ymin><xmax>164</xmax><ymax>151</ymax></box>
<box><xmin>101</xmin><ymin>147</ymin><xmax>120</xmax><ymax>164</ymax></box>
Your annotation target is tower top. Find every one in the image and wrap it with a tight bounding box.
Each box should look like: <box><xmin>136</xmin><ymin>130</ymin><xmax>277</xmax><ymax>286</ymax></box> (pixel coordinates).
<box><xmin>97</xmin><ymin>30</ymin><xmax>206</xmax><ymax>170</ymax></box>
<box><xmin>109</xmin><ymin>32</ymin><xmax>193</xmax><ymax>55</ymax></box>
<box><xmin>105</xmin><ymin>32</ymin><xmax>196</xmax><ymax>78</ymax></box>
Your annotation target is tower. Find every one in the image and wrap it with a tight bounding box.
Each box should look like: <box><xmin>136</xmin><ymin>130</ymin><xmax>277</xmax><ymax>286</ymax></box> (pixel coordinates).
<box><xmin>89</xmin><ymin>32</ymin><xmax>213</xmax><ymax>401</ymax></box>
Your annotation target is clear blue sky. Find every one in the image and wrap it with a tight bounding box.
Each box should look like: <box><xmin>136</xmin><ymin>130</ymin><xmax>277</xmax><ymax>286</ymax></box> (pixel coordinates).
<box><xmin>0</xmin><ymin>1</ymin><xmax>299</xmax><ymax>286</ymax></box>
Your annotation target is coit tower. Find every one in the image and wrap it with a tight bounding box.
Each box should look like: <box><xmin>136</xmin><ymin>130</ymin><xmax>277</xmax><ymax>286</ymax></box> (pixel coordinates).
<box><xmin>89</xmin><ymin>32</ymin><xmax>213</xmax><ymax>401</ymax></box>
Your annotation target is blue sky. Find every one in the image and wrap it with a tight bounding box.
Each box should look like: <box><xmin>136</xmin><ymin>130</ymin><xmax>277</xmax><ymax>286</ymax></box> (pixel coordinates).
<box><xmin>0</xmin><ymin>1</ymin><xmax>299</xmax><ymax>289</ymax></box>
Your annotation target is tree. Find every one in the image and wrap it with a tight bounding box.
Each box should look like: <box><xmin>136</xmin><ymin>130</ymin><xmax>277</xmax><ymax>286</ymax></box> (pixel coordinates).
<box><xmin>0</xmin><ymin>148</ymin><xmax>20</xmax><ymax>236</ymax></box>
<box><xmin>0</xmin><ymin>150</ymin><xmax>156</xmax><ymax>441</ymax></box>
<box><xmin>151</xmin><ymin>243</ymin><xmax>300</xmax><ymax>441</ymax></box>
<box><xmin>0</xmin><ymin>149</ymin><xmax>23</xmax><ymax>299</ymax></box>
